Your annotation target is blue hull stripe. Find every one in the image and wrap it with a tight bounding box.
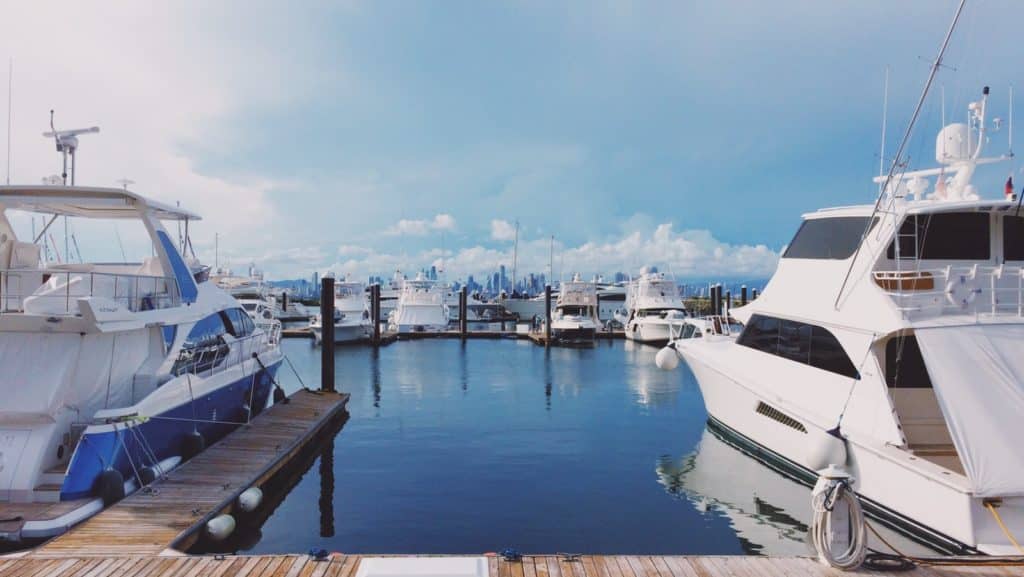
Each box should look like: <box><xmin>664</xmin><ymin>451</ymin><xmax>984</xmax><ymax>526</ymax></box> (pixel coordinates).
<box><xmin>60</xmin><ymin>362</ymin><xmax>281</xmax><ymax>500</ymax></box>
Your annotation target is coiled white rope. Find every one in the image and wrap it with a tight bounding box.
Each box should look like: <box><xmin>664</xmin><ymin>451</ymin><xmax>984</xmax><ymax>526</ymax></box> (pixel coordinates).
<box><xmin>810</xmin><ymin>471</ymin><xmax>867</xmax><ymax>570</ymax></box>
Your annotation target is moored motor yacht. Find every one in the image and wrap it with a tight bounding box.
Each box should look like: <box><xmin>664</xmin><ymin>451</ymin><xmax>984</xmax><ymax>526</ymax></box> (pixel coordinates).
<box><xmin>659</xmin><ymin>85</ymin><xmax>1024</xmax><ymax>554</ymax></box>
<box><xmin>623</xmin><ymin>267</ymin><xmax>688</xmax><ymax>345</ymax></box>
<box><xmin>0</xmin><ymin>184</ymin><xmax>283</xmax><ymax>544</ymax></box>
<box><xmin>310</xmin><ymin>279</ymin><xmax>372</xmax><ymax>344</ymax></box>
<box><xmin>548</xmin><ymin>275</ymin><xmax>600</xmax><ymax>345</ymax></box>
<box><xmin>387</xmin><ymin>273</ymin><xmax>449</xmax><ymax>333</ymax></box>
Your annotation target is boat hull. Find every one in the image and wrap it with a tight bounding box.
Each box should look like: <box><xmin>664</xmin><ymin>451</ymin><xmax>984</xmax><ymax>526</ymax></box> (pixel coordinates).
<box><xmin>679</xmin><ymin>347</ymin><xmax>1016</xmax><ymax>555</ymax></box>
<box><xmin>624</xmin><ymin>319</ymin><xmax>675</xmax><ymax>345</ymax></box>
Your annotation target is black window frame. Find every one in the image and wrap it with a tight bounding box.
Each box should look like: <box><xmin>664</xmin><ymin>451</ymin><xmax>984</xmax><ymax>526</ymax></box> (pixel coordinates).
<box><xmin>737</xmin><ymin>314</ymin><xmax>859</xmax><ymax>379</ymax></box>
<box><xmin>783</xmin><ymin>216</ymin><xmax>877</xmax><ymax>260</ymax></box>
<box><xmin>887</xmin><ymin>212</ymin><xmax>991</xmax><ymax>261</ymax></box>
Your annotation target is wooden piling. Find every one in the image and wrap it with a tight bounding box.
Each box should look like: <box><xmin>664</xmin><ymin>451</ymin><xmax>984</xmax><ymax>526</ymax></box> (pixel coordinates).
<box><xmin>459</xmin><ymin>286</ymin><xmax>468</xmax><ymax>338</ymax></box>
<box><xmin>544</xmin><ymin>284</ymin><xmax>552</xmax><ymax>346</ymax></box>
<box><xmin>752</xmin><ymin>287</ymin><xmax>759</xmax><ymax>301</ymax></box>
<box><xmin>740</xmin><ymin>285</ymin><xmax>747</xmax><ymax>306</ymax></box>
<box><xmin>371</xmin><ymin>284</ymin><xmax>381</xmax><ymax>345</ymax></box>
<box><xmin>320</xmin><ymin>276</ymin><xmax>335</xmax><ymax>391</ymax></box>
<box><xmin>725</xmin><ymin>290</ymin><xmax>731</xmax><ymax>315</ymax></box>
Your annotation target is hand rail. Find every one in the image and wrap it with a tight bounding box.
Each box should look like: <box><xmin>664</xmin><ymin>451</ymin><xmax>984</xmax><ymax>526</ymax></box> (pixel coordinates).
<box><xmin>172</xmin><ymin>325</ymin><xmax>279</xmax><ymax>378</ymax></box>
<box><xmin>0</xmin><ymin>268</ymin><xmax>181</xmax><ymax>315</ymax></box>
<box><xmin>874</xmin><ymin>265</ymin><xmax>1024</xmax><ymax>318</ymax></box>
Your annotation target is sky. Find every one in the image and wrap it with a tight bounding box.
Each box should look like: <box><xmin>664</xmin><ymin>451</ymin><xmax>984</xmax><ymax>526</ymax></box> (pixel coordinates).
<box><xmin>1</xmin><ymin>0</ymin><xmax>1022</xmax><ymax>283</ymax></box>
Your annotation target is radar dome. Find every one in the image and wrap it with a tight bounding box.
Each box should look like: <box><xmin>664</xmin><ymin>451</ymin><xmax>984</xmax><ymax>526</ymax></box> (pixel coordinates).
<box><xmin>936</xmin><ymin>123</ymin><xmax>971</xmax><ymax>164</ymax></box>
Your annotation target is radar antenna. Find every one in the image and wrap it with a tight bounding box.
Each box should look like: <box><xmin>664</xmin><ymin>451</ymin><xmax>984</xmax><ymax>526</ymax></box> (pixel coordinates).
<box><xmin>42</xmin><ymin>110</ymin><xmax>99</xmax><ymax>185</ymax></box>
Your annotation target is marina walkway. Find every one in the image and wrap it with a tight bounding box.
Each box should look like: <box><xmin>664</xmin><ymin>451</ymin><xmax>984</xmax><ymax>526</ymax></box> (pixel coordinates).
<box><xmin>31</xmin><ymin>390</ymin><xmax>349</xmax><ymax>558</ymax></box>
<box><xmin>0</xmin><ymin>554</ymin><xmax>1015</xmax><ymax>577</ymax></box>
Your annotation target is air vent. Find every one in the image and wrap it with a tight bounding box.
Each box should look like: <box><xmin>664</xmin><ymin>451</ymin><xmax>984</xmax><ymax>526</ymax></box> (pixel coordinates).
<box><xmin>756</xmin><ymin>402</ymin><xmax>807</xmax><ymax>433</ymax></box>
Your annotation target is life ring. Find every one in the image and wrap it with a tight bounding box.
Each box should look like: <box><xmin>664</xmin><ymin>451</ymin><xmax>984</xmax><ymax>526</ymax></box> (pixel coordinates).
<box><xmin>944</xmin><ymin>275</ymin><xmax>981</xmax><ymax>309</ymax></box>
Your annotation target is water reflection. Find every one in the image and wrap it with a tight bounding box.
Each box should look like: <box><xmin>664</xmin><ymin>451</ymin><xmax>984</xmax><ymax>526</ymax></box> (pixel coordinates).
<box><xmin>370</xmin><ymin>347</ymin><xmax>381</xmax><ymax>411</ymax></box>
<box><xmin>657</xmin><ymin>427</ymin><xmax>813</xmax><ymax>556</ymax></box>
<box><xmin>622</xmin><ymin>340</ymin><xmax>681</xmax><ymax>408</ymax></box>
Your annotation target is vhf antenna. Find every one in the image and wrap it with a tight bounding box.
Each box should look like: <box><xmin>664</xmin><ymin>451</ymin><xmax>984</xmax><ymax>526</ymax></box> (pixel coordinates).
<box><xmin>42</xmin><ymin>110</ymin><xmax>99</xmax><ymax>185</ymax></box>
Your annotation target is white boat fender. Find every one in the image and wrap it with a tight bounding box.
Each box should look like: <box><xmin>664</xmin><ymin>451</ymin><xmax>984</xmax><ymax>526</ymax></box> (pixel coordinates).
<box><xmin>805</xmin><ymin>426</ymin><xmax>848</xmax><ymax>471</ymax></box>
<box><xmin>206</xmin><ymin>514</ymin><xmax>236</xmax><ymax>541</ymax></box>
<box><xmin>655</xmin><ymin>344</ymin><xmax>679</xmax><ymax>371</ymax></box>
<box><xmin>140</xmin><ymin>456</ymin><xmax>183</xmax><ymax>486</ymax></box>
<box><xmin>96</xmin><ymin>468</ymin><xmax>126</xmax><ymax>506</ymax></box>
<box><xmin>237</xmin><ymin>487</ymin><xmax>263</xmax><ymax>513</ymax></box>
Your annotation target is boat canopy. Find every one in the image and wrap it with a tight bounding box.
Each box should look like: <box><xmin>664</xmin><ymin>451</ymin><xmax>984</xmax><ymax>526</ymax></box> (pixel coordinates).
<box><xmin>0</xmin><ymin>185</ymin><xmax>200</xmax><ymax>221</ymax></box>
<box><xmin>915</xmin><ymin>325</ymin><xmax>1024</xmax><ymax>497</ymax></box>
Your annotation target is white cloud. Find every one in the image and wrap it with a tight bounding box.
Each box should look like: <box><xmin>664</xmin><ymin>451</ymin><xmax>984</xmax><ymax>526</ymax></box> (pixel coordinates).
<box><xmin>304</xmin><ymin>222</ymin><xmax>779</xmax><ymax>282</ymax></box>
<box><xmin>490</xmin><ymin>219</ymin><xmax>517</xmax><ymax>241</ymax></box>
<box><xmin>384</xmin><ymin>213</ymin><xmax>457</xmax><ymax>236</ymax></box>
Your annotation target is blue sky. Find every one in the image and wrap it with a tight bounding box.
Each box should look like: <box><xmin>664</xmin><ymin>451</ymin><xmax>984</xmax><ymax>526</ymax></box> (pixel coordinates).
<box><xmin>2</xmin><ymin>1</ymin><xmax>1021</xmax><ymax>281</ymax></box>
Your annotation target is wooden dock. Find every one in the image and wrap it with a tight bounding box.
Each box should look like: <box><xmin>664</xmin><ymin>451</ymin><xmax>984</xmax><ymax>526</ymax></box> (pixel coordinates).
<box><xmin>0</xmin><ymin>553</ymin><xmax>1009</xmax><ymax>577</ymax></box>
<box><xmin>30</xmin><ymin>389</ymin><xmax>349</xmax><ymax>558</ymax></box>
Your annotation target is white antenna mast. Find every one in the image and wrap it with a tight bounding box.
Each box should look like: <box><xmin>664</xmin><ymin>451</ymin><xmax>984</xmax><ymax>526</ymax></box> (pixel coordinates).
<box><xmin>511</xmin><ymin>219</ymin><xmax>519</xmax><ymax>295</ymax></box>
<box><xmin>5</xmin><ymin>58</ymin><xmax>11</xmax><ymax>185</ymax></box>
<box><xmin>878</xmin><ymin>66</ymin><xmax>889</xmax><ymax>182</ymax></box>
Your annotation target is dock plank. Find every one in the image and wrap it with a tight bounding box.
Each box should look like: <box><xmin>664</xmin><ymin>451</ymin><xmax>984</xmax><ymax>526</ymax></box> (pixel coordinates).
<box><xmin>30</xmin><ymin>390</ymin><xmax>348</xmax><ymax>558</ymax></box>
<box><xmin>0</xmin><ymin>554</ymin><xmax>1012</xmax><ymax>577</ymax></box>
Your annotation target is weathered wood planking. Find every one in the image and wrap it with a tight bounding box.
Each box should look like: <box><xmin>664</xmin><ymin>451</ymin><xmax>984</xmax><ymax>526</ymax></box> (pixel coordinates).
<box><xmin>0</xmin><ymin>554</ymin><xmax>1014</xmax><ymax>577</ymax></box>
<box><xmin>31</xmin><ymin>389</ymin><xmax>349</xmax><ymax>558</ymax></box>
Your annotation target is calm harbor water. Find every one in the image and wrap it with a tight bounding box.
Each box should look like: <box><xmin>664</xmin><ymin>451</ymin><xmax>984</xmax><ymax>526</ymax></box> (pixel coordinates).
<box><xmin>232</xmin><ymin>338</ymin><xmax>823</xmax><ymax>556</ymax></box>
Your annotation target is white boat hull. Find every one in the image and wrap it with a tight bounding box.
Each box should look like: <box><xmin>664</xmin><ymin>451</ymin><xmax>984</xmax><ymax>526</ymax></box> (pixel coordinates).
<box><xmin>624</xmin><ymin>319</ymin><xmax>677</xmax><ymax>344</ymax></box>
<box><xmin>311</xmin><ymin>322</ymin><xmax>371</xmax><ymax>344</ymax></box>
<box><xmin>678</xmin><ymin>345</ymin><xmax>1024</xmax><ymax>555</ymax></box>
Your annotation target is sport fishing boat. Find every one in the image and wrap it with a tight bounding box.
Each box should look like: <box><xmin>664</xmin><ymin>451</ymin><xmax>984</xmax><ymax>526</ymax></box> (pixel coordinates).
<box><xmin>387</xmin><ymin>273</ymin><xmax>449</xmax><ymax>333</ymax></box>
<box><xmin>548</xmin><ymin>275</ymin><xmax>600</xmax><ymax>345</ymax></box>
<box><xmin>623</xmin><ymin>267</ymin><xmax>687</xmax><ymax>345</ymax></box>
<box><xmin>659</xmin><ymin>84</ymin><xmax>1024</xmax><ymax>554</ymax></box>
<box><xmin>0</xmin><ymin>184</ymin><xmax>283</xmax><ymax>544</ymax></box>
<box><xmin>310</xmin><ymin>279</ymin><xmax>372</xmax><ymax>344</ymax></box>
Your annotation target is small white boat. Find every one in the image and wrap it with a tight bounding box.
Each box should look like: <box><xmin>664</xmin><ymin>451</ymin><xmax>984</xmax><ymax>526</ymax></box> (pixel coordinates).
<box><xmin>623</xmin><ymin>267</ymin><xmax>688</xmax><ymax>345</ymax></box>
<box><xmin>310</xmin><ymin>280</ymin><xmax>372</xmax><ymax>344</ymax></box>
<box><xmin>548</xmin><ymin>275</ymin><xmax>600</xmax><ymax>345</ymax></box>
<box><xmin>387</xmin><ymin>273</ymin><xmax>449</xmax><ymax>333</ymax></box>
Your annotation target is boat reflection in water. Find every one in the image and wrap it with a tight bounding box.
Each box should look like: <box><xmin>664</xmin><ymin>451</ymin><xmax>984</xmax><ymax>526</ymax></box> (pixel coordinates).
<box><xmin>657</xmin><ymin>426</ymin><xmax>936</xmax><ymax>556</ymax></box>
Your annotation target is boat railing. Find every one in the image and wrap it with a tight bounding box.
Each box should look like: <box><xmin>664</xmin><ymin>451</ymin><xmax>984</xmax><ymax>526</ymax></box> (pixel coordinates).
<box><xmin>873</xmin><ymin>264</ymin><xmax>1024</xmax><ymax>318</ymax></box>
<box><xmin>172</xmin><ymin>323</ymin><xmax>279</xmax><ymax>378</ymax></box>
<box><xmin>0</xmin><ymin>268</ymin><xmax>181</xmax><ymax>315</ymax></box>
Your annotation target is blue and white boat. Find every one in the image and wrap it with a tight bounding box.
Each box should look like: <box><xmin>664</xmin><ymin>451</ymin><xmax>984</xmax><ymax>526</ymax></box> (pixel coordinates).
<box><xmin>0</xmin><ymin>184</ymin><xmax>284</xmax><ymax>544</ymax></box>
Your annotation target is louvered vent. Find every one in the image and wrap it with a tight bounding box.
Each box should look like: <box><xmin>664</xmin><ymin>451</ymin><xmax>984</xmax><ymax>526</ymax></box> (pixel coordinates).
<box><xmin>755</xmin><ymin>402</ymin><xmax>807</xmax><ymax>433</ymax></box>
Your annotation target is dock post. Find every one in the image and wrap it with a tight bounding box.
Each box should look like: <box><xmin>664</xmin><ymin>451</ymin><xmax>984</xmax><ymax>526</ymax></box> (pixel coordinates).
<box><xmin>708</xmin><ymin>285</ymin><xmax>717</xmax><ymax>316</ymax></box>
<box><xmin>459</xmin><ymin>286</ymin><xmax>468</xmax><ymax>339</ymax></box>
<box><xmin>752</xmin><ymin>288</ymin><xmax>759</xmax><ymax>301</ymax></box>
<box><xmin>371</xmin><ymin>284</ymin><xmax>381</xmax><ymax>345</ymax></box>
<box><xmin>544</xmin><ymin>284</ymin><xmax>552</xmax><ymax>346</ymax></box>
<box><xmin>320</xmin><ymin>276</ymin><xmax>335</xmax><ymax>392</ymax></box>
<box><xmin>725</xmin><ymin>290</ymin><xmax>731</xmax><ymax>315</ymax></box>
<box><xmin>282</xmin><ymin>291</ymin><xmax>289</xmax><ymax>315</ymax></box>
<box><xmin>740</xmin><ymin>285</ymin><xmax>747</xmax><ymax>306</ymax></box>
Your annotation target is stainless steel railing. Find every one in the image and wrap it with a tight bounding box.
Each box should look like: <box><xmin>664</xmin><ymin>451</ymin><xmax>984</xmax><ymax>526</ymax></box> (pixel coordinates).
<box><xmin>0</xmin><ymin>268</ymin><xmax>181</xmax><ymax>315</ymax></box>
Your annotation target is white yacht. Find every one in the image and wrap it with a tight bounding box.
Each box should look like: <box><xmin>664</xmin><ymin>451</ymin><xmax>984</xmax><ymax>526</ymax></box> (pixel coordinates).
<box><xmin>0</xmin><ymin>185</ymin><xmax>283</xmax><ymax>544</ymax></box>
<box><xmin>623</xmin><ymin>267</ymin><xmax>688</xmax><ymax>344</ymax></box>
<box><xmin>213</xmin><ymin>267</ymin><xmax>280</xmax><ymax>327</ymax></box>
<box><xmin>660</xmin><ymin>87</ymin><xmax>1024</xmax><ymax>554</ymax></box>
<box><xmin>387</xmin><ymin>273</ymin><xmax>449</xmax><ymax>333</ymax></box>
<box><xmin>310</xmin><ymin>280</ymin><xmax>372</xmax><ymax>344</ymax></box>
<box><xmin>548</xmin><ymin>276</ymin><xmax>600</xmax><ymax>345</ymax></box>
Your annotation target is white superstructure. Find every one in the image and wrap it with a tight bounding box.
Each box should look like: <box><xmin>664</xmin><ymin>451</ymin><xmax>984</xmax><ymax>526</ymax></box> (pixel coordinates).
<box><xmin>387</xmin><ymin>273</ymin><xmax>449</xmax><ymax>333</ymax></box>
<box><xmin>623</xmin><ymin>267</ymin><xmax>687</xmax><ymax>344</ymax></box>
<box><xmin>660</xmin><ymin>85</ymin><xmax>1024</xmax><ymax>554</ymax></box>
<box><xmin>310</xmin><ymin>280</ymin><xmax>372</xmax><ymax>344</ymax></box>
<box><xmin>548</xmin><ymin>275</ymin><xmax>600</xmax><ymax>345</ymax></box>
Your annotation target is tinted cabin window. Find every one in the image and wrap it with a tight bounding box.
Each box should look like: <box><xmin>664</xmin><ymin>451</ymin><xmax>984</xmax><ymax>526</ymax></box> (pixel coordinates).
<box><xmin>225</xmin><ymin>308</ymin><xmax>255</xmax><ymax>338</ymax></box>
<box><xmin>173</xmin><ymin>313</ymin><xmax>230</xmax><ymax>375</ymax></box>
<box><xmin>783</xmin><ymin>217</ymin><xmax>875</xmax><ymax>259</ymax></box>
<box><xmin>1004</xmin><ymin>216</ymin><xmax>1024</xmax><ymax>261</ymax></box>
<box><xmin>885</xmin><ymin>335</ymin><xmax>932</xmax><ymax>389</ymax></box>
<box><xmin>887</xmin><ymin>212</ymin><xmax>990</xmax><ymax>260</ymax></box>
<box><xmin>737</xmin><ymin>314</ymin><xmax>859</xmax><ymax>379</ymax></box>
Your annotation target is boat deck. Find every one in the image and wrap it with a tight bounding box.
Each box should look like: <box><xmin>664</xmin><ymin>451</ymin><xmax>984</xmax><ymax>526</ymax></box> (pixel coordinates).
<box><xmin>28</xmin><ymin>389</ymin><xmax>349</xmax><ymax>558</ymax></box>
<box><xmin>0</xmin><ymin>553</ymin><xmax>1013</xmax><ymax>577</ymax></box>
